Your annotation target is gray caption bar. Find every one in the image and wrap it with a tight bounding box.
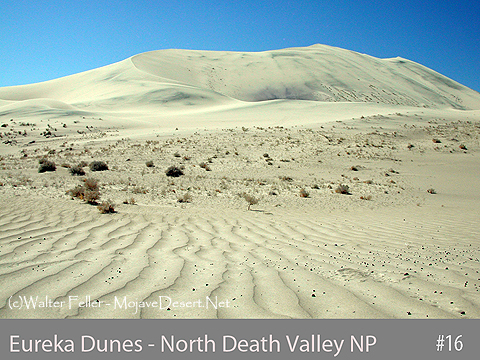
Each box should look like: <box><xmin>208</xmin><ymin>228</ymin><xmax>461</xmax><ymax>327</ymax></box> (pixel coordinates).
<box><xmin>0</xmin><ymin>319</ymin><xmax>478</xmax><ymax>360</ymax></box>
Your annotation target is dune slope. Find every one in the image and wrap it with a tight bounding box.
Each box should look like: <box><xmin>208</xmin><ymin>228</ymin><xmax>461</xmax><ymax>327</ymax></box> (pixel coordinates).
<box><xmin>1</xmin><ymin>44</ymin><xmax>479</xmax><ymax>119</ymax></box>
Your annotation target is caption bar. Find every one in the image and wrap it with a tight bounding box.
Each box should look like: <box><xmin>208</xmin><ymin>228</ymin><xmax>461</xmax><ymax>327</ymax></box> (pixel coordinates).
<box><xmin>0</xmin><ymin>319</ymin><xmax>478</xmax><ymax>360</ymax></box>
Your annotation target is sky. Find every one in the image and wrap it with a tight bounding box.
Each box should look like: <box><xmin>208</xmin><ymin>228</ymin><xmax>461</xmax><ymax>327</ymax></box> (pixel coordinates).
<box><xmin>1</xmin><ymin>0</ymin><xmax>479</xmax><ymax>92</ymax></box>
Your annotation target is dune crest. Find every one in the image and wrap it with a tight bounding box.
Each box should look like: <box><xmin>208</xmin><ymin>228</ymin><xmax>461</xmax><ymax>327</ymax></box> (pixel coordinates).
<box><xmin>1</xmin><ymin>44</ymin><xmax>480</xmax><ymax>119</ymax></box>
<box><xmin>131</xmin><ymin>45</ymin><xmax>480</xmax><ymax>109</ymax></box>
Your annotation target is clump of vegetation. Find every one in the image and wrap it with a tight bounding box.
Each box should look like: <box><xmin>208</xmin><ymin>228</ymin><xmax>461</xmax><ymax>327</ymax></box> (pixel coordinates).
<box><xmin>38</xmin><ymin>159</ymin><xmax>56</xmax><ymax>173</ymax></box>
<box><xmin>177</xmin><ymin>192</ymin><xmax>192</xmax><ymax>203</ymax></box>
<box><xmin>84</xmin><ymin>178</ymin><xmax>99</xmax><ymax>191</ymax></box>
<box><xmin>432</xmin><ymin>139</ymin><xmax>441</xmax><ymax>144</ymax></box>
<box><xmin>427</xmin><ymin>188</ymin><xmax>436</xmax><ymax>194</ymax></box>
<box><xmin>69</xmin><ymin>166</ymin><xmax>86</xmax><ymax>176</ymax></box>
<box><xmin>97</xmin><ymin>201</ymin><xmax>115</xmax><ymax>214</ymax></box>
<box><xmin>242</xmin><ymin>193</ymin><xmax>259</xmax><ymax>210</ymax></box>
<box><xmin>66</xmin><ymin>178</ymin><xmax>100</xmax><ymax>204</ymax></box>
<box><xmin>132</xmin><ymin>186</ymin><xmax>148</xmax><ymax>194</ymax></box>
<box><xmin>123</xmin><ymin>198</ymin><xmax>136</xmax><ymax>205</ymax></box>
<box><xmin>90</xmin><ymin>161</ymin><xmax>108</xmax><ymax>171</ymax></box>
<box><xmin>459</xmin><ymin>144</ymin><xmax>467</xmax><ymax>150</ymax></box>
<box><xmin>360</xmin><ymin>195</ymin><xmax>372</xmax><ymax>201</ymax></box>
<box><xmin>335</xmin><ymin>184</ymin><xmax>350</xmax><ymax>195</ymax></box>
<box><xmin>199</xmin><ymin>162</ymin><xmax>211</xmax><ymax>171</ymax></box>
<box><xmin>145</xmin><ymin>160</ymin><xmax>155</xmax><ymax>167</ymax></box>
<box><xmin>299</xmin><ymin>188</ymin><xmax>310</xmax><ymax>198</ymax></box>
<box><xmin>84</xmin><ymin>190</ymin><xmax>101</xmax><ymax>204</ymax></box>
<box><xmin>66</xmin><ymin>185</ymin><xmax>84</xmax><ymax>198</ymax></box>
<box><xmin>166</xmin><ymin>166</ymin><xmax>184</xmax><ymax>177</ymax></box>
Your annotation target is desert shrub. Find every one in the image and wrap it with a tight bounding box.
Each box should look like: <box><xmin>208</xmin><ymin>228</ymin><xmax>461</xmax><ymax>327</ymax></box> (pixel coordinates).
<box><xmin>84</xmin><ymin>190</ymin><xmax>100</xmax><ymax>204</ymax></box>
<box><xmin>427</xmin><ymin>188</ymin><xmax>436</xmax><ymax>194</ymax></box>
<box><xmin>242</xmin><ymin>193</ymin><xmax>259</xmax><ymax>210</ymax></box>
<box><xmin>12</xmin><ymin>176</ymin><xmax>31</xmax><ymax>187</ymax></box>
<box><xmin>66</xmin><ymin>178</ymin><xmax>100</xmax><ymax>204</ymax></box>
<box><xmin>70</xmin><ymin>166</ymin><xmax>86</xmax><ymax>176</ymax></box>
<box><xmin>299</xmin><ymin>188</ymin><xmax>310</xmax><ymax>198</ymax></box>
<box><xmin>459</xmin><ymin>144</ymin><xmax>467</xmax><ymax>150</ymax></box>
<box><xmin>66</xmin><ymin>185</ymin><xmax>84</xmax><ymax>198</ymax></box>
<box><xmin>165</xmin><ymin>166</ymin><xmax>184</xmax><ymax>177</ymax></box>
<box><xmin>38</xmin><ymin>159</ymin><xmax>56</xmax><ymax>173</ymax></box>
<box><xmin>360</xmin><ymin>195</ymin><xmax>372</xmax><ymax>200</ymax></box>
<box><xmin>90</xmin><ymin>160</ymin><xmax>108</xmax><ymax>171</ymax></box>
<box><xmin>97</xmin><ymin>201</ymin><xmax>115</xmax><ymax>213</ymax></box>
<box><xmin>132</xmin><ymin>186</ymin><xmax>148</xmax><ymax>194</ymax></box>
<box><xmin>123</xmin><ymin>197</ymin><xmax>136</xmax><ymax>205</ymax></box>
<box><xmin>432</xmin><ymin>139</ymin><xmax>441</xmax><ymax>144</ymax></box>
<box><xmin>177</xmin><ymin>192</ymin><xmax>192</xmax><ymax>203</ymax></box>
<box><xmin>145</xmin><ymin>160</ymin><xmax>155</xmax><ymax>167</ymax></box>
<box><xmin>335</xmin><ymin>184</ymin><xmax>350</xmax><ymax>194</ymax></box>
<box><xmin>83</xmin><ymin>178</ymin><xmax>99</xmax><ymax>191</ymax></box>
<box><xmin>199</xmin><ymin>162</ymin><xmax>211</xmax><ymax>171</ymax></box>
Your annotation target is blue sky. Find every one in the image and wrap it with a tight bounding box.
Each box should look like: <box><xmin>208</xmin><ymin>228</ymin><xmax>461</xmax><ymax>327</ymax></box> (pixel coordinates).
<box><xmin>1</xmin><ymin>0</ymin><xmax>479</xmax><ymax>91</ymax></box>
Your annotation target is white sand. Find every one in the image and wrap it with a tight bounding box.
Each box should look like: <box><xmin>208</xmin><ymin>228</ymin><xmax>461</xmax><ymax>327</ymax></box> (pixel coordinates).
<box><xmin>0</xmin><ymin>45</ymin><xmax>479</xmax><ymax>318</ymax></box>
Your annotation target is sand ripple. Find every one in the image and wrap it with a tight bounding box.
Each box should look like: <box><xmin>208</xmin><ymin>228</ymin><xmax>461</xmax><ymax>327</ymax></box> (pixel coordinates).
<box><xmin>0</xmin><ymin>195</ymin><xmax>478</xmax><ymax>319</ymax></box>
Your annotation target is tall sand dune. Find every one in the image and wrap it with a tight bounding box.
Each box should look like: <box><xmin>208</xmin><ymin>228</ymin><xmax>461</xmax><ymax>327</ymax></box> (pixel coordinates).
<box><xmin>1</xmin><ymin>45</ymin><xmax>479</xmax><ymax>123</ymax></box>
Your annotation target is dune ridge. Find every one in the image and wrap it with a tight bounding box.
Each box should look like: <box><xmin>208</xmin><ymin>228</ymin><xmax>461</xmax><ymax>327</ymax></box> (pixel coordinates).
<box><xmin>1</xmin><ymin>45</ymin><xmax>480</xmax><ymax>119</ymax></box>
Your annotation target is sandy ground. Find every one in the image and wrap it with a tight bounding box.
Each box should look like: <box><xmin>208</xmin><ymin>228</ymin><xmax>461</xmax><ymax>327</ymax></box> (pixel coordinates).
<box><xmin>1</xmin><ymin>111</ymin><xmax>479</xmax><ymax>319</ymax></box>
<box><xmin>0</xmin><ymin>45</ymin><xmax>479</xmax><ymax>318</ymax></box>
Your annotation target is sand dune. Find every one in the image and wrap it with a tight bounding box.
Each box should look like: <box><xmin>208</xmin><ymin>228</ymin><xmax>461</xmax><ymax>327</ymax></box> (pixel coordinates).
<box><xmin>1</xmin><ymin>45</ymin><xmax>479</xmax><ymax>123</ymax></box>
<box><xmin>0</xmin><ymin>45</ymin><xmax>479</xmax><ymax>319</ymax></box>
<box><xmin>132</xmin><ymin>45</ymin><xmax>480</xmax><ymax>108</ymax></box>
